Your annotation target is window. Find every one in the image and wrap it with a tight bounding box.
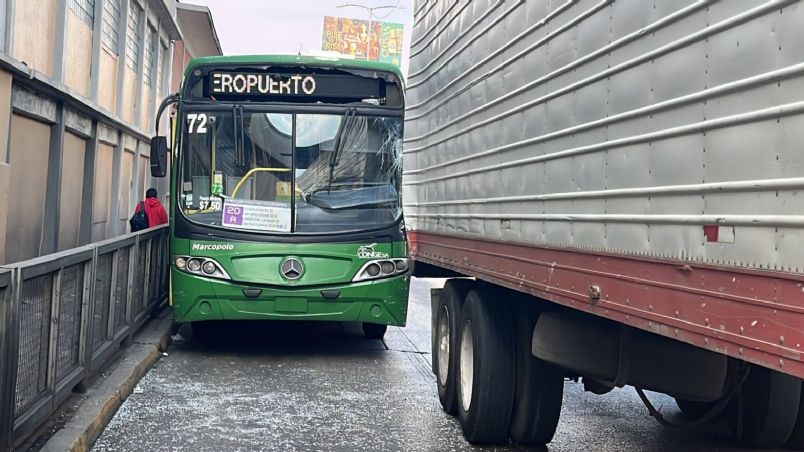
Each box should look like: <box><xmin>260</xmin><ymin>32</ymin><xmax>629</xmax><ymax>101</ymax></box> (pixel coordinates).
<box><xmin>144</xmin><ymin>26</ymin><xmax>156</xmax><ymax>86</ymax></box>
<box><xmin>125</xmin><ymin>1</ymin><xmax>142</xmax><ymax>70</ymax></box>
<box><xmin>69</xmin><ymin>0</ymin><xmax>95</xmax><ymax>27</ymax></box>
<box><xmin>101</xmin><ymin>0</ymin><xmax>121</xmax><ymax>52</ymax></box>
<box><xmin>156</xmin><ymin>42</ymin><xmax>167</xmax><ymax>94</ymax></box>
<box><xmin>180</xmin><ymin>110</ymin><xmax>403</xmax><ymax>234</ymax></box>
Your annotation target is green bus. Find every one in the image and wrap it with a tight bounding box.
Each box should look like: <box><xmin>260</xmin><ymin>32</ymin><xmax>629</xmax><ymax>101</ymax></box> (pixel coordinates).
<box><xmin>150</xmin><ymin>55</ymin><xmax>409</xmax><ymax>339</ymax></box>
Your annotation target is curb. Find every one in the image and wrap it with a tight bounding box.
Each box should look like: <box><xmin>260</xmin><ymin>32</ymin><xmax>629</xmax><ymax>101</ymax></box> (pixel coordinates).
<box><xmin>40</xmin><ymin>313</ymin><xmax>174</xmax><ymax>452</ymax></box>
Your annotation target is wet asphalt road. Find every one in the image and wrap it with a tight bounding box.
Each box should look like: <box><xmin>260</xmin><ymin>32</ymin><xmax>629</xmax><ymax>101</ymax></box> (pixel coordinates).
<box><xmin>92</xmin><ymin>278</ymin><xmax>754</xmax><ymax>451</ymax></box>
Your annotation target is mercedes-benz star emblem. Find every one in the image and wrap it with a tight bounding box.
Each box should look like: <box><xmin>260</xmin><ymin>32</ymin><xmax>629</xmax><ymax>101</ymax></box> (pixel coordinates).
<box><xmin>280</xmin><ymin>258</ymin><xmax>304</xmax><ymax>280</ymax></box>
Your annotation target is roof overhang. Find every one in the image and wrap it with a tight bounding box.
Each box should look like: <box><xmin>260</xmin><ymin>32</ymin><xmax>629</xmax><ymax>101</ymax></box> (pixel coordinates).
<box><xmin>148</xmin><ymin>0</ymin><xmax>182</xmax><ymax>41</ymax></box>
<box><xmin>176</xmin><ymin>2</ymin><xmax>224</xmax><ymax>57</ymax></box>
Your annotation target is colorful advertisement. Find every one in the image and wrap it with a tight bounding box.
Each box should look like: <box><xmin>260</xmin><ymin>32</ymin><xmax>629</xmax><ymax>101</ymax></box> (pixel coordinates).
<box><xmin>322</xmin><ymin>16</ymin><xmax>404</xmax><ymax>67</ymax></box>
<box><xmin>379</xmin><ymin>22</ymin><xmax>404</xmax><ymax>67</ymax></box>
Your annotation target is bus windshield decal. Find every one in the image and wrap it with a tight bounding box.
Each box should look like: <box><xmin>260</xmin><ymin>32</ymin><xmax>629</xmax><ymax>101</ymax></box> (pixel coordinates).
<box><xmin>221</xmin><ymin>198</ymin><xmax>292</xmax><ymax>233</ymax></box>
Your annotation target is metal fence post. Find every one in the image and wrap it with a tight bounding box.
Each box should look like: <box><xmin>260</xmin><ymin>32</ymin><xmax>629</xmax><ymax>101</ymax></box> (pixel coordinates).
<box><xmin>106</xmin><ymin>250</ymin><xmax>119</xmax><ymax>348</ymax></box>
<box><xmin>45</xmin><ymin>270</ymin><xmax>62</xmax><ymax>409</ymax></box>
<box><xmin>81</xmin><ymin>246</ymin><xmax>98</xmax><ymax>382</ymax></box>
<box><xmin>125</xmin><ymin>241</ymin><xmax>135</xmax><ymax>341</ymax></box>
<box><xmin>0</xmin><ymin>269</ymin><xmax>20</xmax><ymax>450</ymax></box>
<box><xmin>0</xmin><ymin>269</ymin><xmax>15</xmax><ymax>452</ymax></box>
<box><xmin>141</xmin><ymin>235</ymin><xmax>152</xmax><ymax>317</ymax></box>
<box><xmin>78</xmin><ymin>248</ymin><xmax>99</xmax><ymax>392</ymax></box>
<box><xmin>0</xmin><ymin>239</ymin><xmax>147</xmax><ymax>448</ymax></box>
<box><xmin>147</xmin><ymin>235</ymin><xmax>158</xmax><ymax>311</ymax></box>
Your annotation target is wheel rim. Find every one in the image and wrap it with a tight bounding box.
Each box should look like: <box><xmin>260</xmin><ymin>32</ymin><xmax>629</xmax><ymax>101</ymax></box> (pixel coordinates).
<box><xmin>460</xmin><ymin>319</ymin><xmax>474</xmax><ymax>412</ymax></box>
<box><xmin>437</xmin><ymin>305</ymin><xmax>450</xmax><ymax>386</ymax></box>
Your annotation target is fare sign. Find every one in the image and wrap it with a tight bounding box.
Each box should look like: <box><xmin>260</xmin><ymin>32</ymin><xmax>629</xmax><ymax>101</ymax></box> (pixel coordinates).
<box><xmin>221</xmin><ymin>199</ymin><xmax>291</xmax><ymax>232</ymax></box>
<box><xmin>210</xmin><ymin>72</ymin><xmax>317</xmax><ymax>96</ymax></box>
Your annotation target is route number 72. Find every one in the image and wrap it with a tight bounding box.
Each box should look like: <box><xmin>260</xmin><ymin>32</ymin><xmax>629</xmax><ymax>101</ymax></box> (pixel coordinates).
<box><xmin>187</xmin><ymin>113</ymin><xmax>209</xmax><ymax>134</ymax></box>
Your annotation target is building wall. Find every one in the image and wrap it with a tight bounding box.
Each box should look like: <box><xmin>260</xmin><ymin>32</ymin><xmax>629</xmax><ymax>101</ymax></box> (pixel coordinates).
<box><xmin>58</xmin><ymin>133</ymin><xmax>87</xmax><ymax>251</ymax></box>
<box><xmin>0</xmin><ymin>70</ymin><xmax>11</xmax><ymax>264</ymax></box>
<box><xmin>0</xmin><ymin>163</ymin><xmax>9</xmax><ymax>264</ymax></box>
<box><xmin>140</xmin><ymin>85</ymin><xmax>151</xmax><ymax>129</ymax></box>
<box><xmin>122</xmin><ymin>67</ymin><xmax>137</xmax><ymax>123</ymax></box>
<box><xmin>64</xmin><ymin>10</ymin><xmax>93</xmax><ymax>97</ymax></box>
<box><xmin>0</xmin><ymin>0</ymin><xmax>217</xmax><ymax>264</ymax></box>
<box><xmin>119</xmin><ymin>147</ymin><xmax>135</xmax><ymax>232</ymax></box>
<box><xmin>13</xmin><ymin>0</ymin><xmax>57</xmax><ymax>77</ymax></box>
<box><xmin>92</xmin><ymin>141</ymin><xmax>114</xmax><ymax>243</ymax></box>
<box><xmin>98</xmin><ymin>49</ymin><xmax>119</xmax><ymax>112</ymax></box>
<box><xmin>6</xmin><ymin>114</ymin><xmax>51</xmax><ymax>263</ymax></box>
<box><xmin>171</xmin><ymin>40</ymin><xmax>189</xmax><ymax>92</ymax></box>
<box><xmin>0</xmin><ymin>71</ymin><xmax>10</xmax><ymax>163</ymax></box>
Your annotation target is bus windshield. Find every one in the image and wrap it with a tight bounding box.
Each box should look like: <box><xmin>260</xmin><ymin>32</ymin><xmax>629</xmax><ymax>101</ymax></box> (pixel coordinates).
<box><xmin>179</xmin><ymin>109</ymin><xmax>403</xmax><ymax>234</ymax></box>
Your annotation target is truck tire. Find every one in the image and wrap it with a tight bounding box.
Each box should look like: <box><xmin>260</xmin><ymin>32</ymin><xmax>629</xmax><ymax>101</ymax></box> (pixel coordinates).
<box><xmin>674</xmin><ymin>398</ymin><xmax>717</xmax><ymax>420</ymax></box>
<box><xmin>362</xmin><ymin>323</ymin><xmax>387</xmax><ymax>339</ymax></box>
<box><xmin>509</xmin><ymin>304</ymin><xmax>563</xmax><ymax>445</ymax></box>
<box><xmin>728</xmin><ymin>364</ymin><xmax>801</xmax><ymax>449</ymax></box>
<box><xmin>456</xmin><ymin>289</ymin><xmax>515</xmax><ymax>444</ymax></box>
<box><xmin>436</xmin><ymin>280</ymin><xmax>472</xmax><ymax>416</ymax></box>
<box><xmin>784</xmin><ymin>382</ymin><xmax>804</xmax><ymax>450</ymax></box>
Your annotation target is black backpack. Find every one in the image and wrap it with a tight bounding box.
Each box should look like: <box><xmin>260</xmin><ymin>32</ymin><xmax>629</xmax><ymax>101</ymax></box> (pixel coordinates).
<box><xmin>129</xmin><ymin>201</ymin><xmax>149</xmax><ymax>232</ymax></box>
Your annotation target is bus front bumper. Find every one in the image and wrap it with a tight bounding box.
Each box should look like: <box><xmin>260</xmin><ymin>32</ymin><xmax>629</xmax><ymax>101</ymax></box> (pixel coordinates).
<box><xmin>171</xmin><ymin>269</ymin><xmax>410</xmax><ymax>326</ymax></box>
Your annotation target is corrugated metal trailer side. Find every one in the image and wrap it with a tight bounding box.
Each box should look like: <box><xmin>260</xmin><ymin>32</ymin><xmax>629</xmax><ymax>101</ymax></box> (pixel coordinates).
<box><xmin>406</xmin><ymin>0</ymin><xmax>804</xmax><ymax>448</ymax></box>
<box><xmin>406</xmin><ymin>0</ymin><xmax>804</xmax><ymax>377</ymax></box>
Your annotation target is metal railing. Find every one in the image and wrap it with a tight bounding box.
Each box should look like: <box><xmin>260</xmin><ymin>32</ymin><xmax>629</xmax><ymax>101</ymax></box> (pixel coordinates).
<box><xmin>0</xmin><ymin>226</ymin><xmax>169</xmax><ymax>451</ymax></box>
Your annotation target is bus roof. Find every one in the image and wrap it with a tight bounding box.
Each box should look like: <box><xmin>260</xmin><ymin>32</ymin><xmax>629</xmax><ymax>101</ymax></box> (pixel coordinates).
<box><xmin>184</xmin><ymin>54</ymin><xmax>404</xmax><ymax>84</ymax></box>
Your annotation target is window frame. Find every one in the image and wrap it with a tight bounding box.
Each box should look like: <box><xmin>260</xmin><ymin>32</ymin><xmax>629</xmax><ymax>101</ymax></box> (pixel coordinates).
<box><xmin>176</xmin><ymin>104</ymin><xmax>404</xmax><ymax>236</ymax></box>
<box><xmin>125</xmin><ymin>1</ymin><xmax>142</xmax><ymax>71</ymax></box>
<box><xmin>101</xmin><ymin>0</ymin><xmax>121</xmax><ymax>53</ymax></box>
<box><xmin>69</xmin><ymin>0</ymin><xmax>95</xmax><ymax>27</ymax></box>
<box><xmin>143</xmin><ymin>24</ymin><xmax>157</xmax><ymax>86</ymax></box>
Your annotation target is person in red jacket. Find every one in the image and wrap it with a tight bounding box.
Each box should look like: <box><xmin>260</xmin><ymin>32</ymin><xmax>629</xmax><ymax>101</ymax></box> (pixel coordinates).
<box><xmin>135</xmin><ymin>188</ymin><xmax>169</xmax><ymax>228</ymax></box>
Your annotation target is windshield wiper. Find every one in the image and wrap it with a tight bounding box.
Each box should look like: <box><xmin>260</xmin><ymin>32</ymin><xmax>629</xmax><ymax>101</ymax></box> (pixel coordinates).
<box><xmin>328</xmin><ymin>107</ymin><xmax>358</xmax><ymax>193</ymax></box>
<box><xmin>307</xmin><ymin>184</ymin><xmax>398</xmax><ymax>210</ymax></box>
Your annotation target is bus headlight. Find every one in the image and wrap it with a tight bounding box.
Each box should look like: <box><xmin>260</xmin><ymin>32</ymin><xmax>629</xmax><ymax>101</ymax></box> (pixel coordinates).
<box><xmin>366</xmin><ymin>263</ymin><xmax>382</xmax><ymax>277</ymax></box>
<box><xmin>187</xmin><ymin>259</ymin><xmax>202</xmax><ymax>272</ymax></box>
<box><xmin>174</xmin><ymin>256</ymin><xmax>231</xmax><ymax>280</ymax></box>
<box><xmin>202</xmin><ymin>261</ymin><xmax>217</xmax><ymax>275</ymax></box>
<box><xmin>380</xmin><ymin>261</ymin><xmax>395</xmax><ymax>274</ymax></box>
<box><xmin>354</xmin><ymin>258</ymin><xmax>409</xmax><ymax>282</ymax></box>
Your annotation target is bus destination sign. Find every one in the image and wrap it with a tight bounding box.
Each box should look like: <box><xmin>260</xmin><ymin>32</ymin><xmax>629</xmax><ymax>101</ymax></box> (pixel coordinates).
<box><xmin>206</xmin><ymin>71</ymin><xmax>383</xmax><ymax>100</ymax></box>
<box><xmin>211</xmin><ymin>72</ymin><xmax>317</xmax><ymax>96</ymax></box>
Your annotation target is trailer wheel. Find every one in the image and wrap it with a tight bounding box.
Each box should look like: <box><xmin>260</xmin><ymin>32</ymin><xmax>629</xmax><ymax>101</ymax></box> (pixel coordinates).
<box><xmin>456</xmin><ymin>289</ymin><xmax>515</xmax><ymax>444</ymax></box>
<box><xmin>674</xmin><ymin>398</ymin><xmax>717</xmax><ymax>420</ymax></box>
<box><xmin>435</xmin><ymin>280</ymin><xmax>471</xmax><ymax>416</ymax></box>
<box><xmin>362</xmin><ymin>323</ymin><xmax>387</xmax><ymax>339</ymax></box>
<box><xmin>728</xmin><ymin>364</ymin><xmax>801</xmax><ymax>449</ymax></box>
<box><xmin>784</xmin><ymin>382</ymin><xmax>804</xmax><ymax>450</ymax></box>
<box><xmin>509</xmin><ymin>305</ymin><xmax>563</xmax><ymax>446</ymax></box>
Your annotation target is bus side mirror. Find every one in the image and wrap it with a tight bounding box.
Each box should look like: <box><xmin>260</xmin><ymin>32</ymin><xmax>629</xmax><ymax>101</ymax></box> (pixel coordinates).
<box><xmin>150</xmin><ymin>136</ymin><xmax>168</xmax><ymax>177</ymax></box>
<box><xmin>151</xmin><ymin>93</ymin><xmax>179</xmax><ymax>178</ymax></box>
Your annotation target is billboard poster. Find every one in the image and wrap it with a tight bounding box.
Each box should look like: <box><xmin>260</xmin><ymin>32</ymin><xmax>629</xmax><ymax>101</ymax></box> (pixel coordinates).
<box><xmin>379</xmin><ymin>22</ymin><xmax>404</xmax><ymax>66</ymax></box>
<box><xmin>322</xmin><ymin>16</ymin><xmax>404</xmax><ymax>67</ymax></box>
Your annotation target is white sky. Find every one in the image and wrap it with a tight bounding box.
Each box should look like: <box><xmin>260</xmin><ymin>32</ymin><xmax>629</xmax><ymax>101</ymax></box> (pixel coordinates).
<box><xmin>184</xmin><ymin>0</ymin><xmax>415</xmax><ymax>76</ymax></box>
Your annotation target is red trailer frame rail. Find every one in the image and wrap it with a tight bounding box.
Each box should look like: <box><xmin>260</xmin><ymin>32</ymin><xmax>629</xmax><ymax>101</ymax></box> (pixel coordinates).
<box><xmin>410</xmin><ymin>231</ymin><xmax>804</xmax><ymax>380</ymax></box>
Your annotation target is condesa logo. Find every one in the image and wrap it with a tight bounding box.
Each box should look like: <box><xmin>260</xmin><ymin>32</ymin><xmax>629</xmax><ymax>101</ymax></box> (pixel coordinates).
<box><xmin>191</xmin><ymin>243</ymin><xmax>234</xmax><ymax>251</ymax></box>
<box><xmin>357</xmin><ymin>243</ymin><xmax>389</xmax><ymax>259</ymax></box>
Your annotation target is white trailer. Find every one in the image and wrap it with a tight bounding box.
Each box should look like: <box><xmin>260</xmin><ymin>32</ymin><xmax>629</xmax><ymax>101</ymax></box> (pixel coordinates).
<box><xmin>404</xmin><ymin>0</ymin><xmax>804</xmax><ymax>448</ymax></box>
